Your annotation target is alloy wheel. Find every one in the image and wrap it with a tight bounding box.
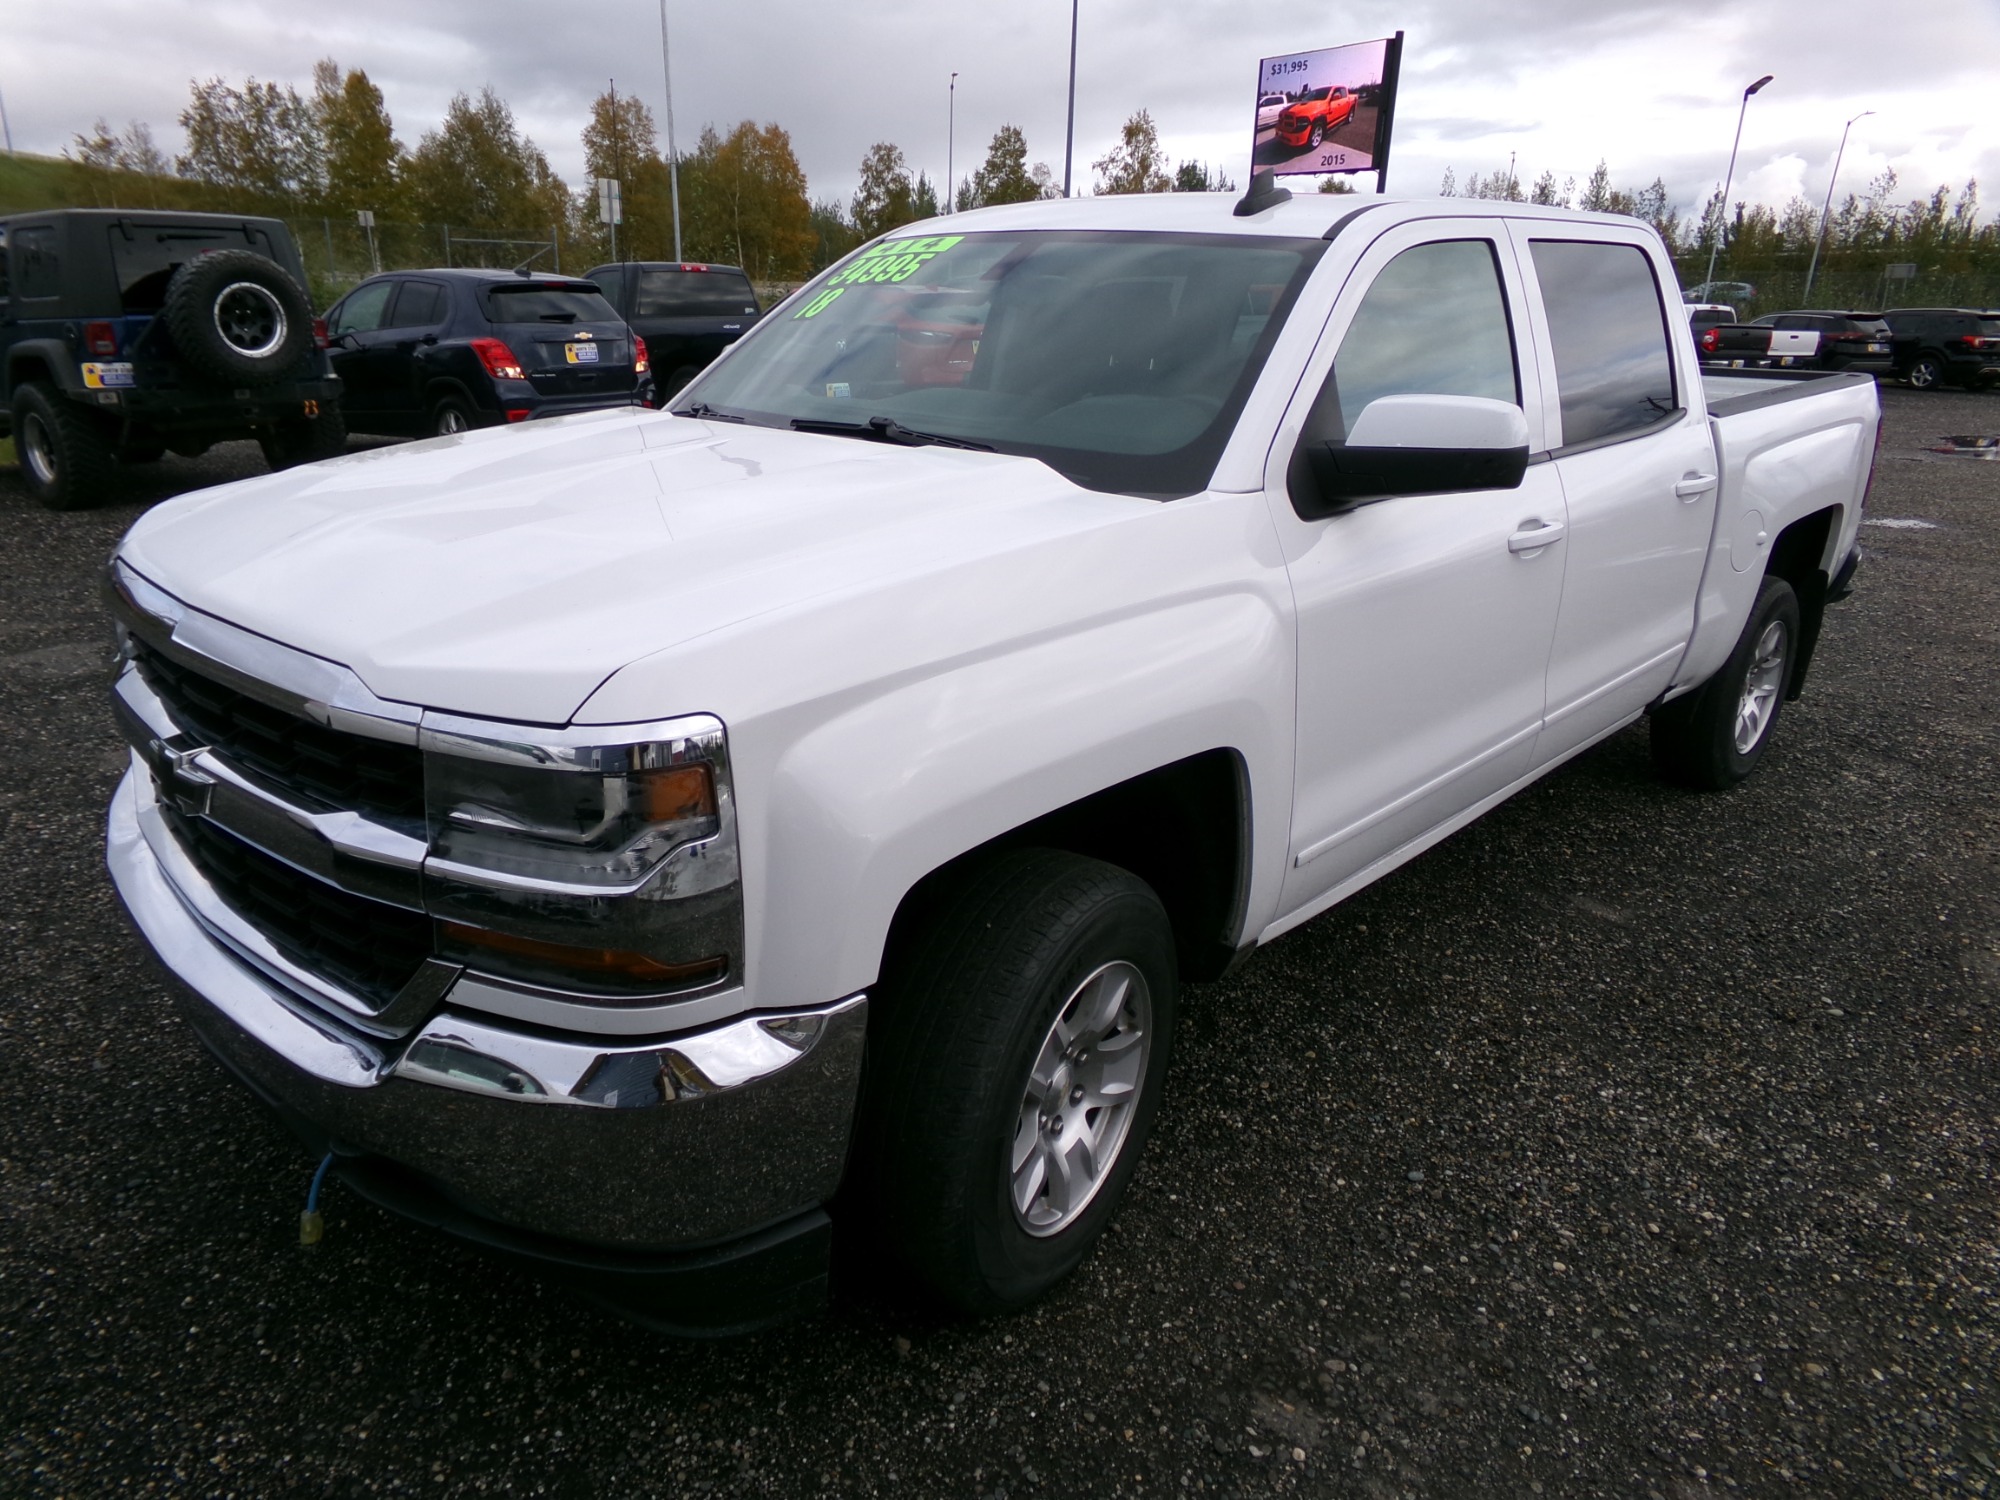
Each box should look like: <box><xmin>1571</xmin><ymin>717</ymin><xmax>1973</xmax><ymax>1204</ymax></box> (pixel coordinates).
<box><xmin>212</xmin><ymin>282</ymin><xmax>288</xmax><ymax>358</ymax></box>
<box><xmin>1733</xmin><ymin>618</ymin><xmax>1788</xmax><ymax>754</ymax></box>
<box><xmin>20</xmin><ymin>412</ymin><xmax>57</xmax><ymax>486</ymax></box>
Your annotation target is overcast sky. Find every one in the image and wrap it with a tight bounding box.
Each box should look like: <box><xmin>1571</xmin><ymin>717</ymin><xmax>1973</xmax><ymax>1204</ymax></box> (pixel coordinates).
<box><xmin>7</xmin><ymin>0</ymin><xmax>1998</xmax><ymax>220</ymax></box>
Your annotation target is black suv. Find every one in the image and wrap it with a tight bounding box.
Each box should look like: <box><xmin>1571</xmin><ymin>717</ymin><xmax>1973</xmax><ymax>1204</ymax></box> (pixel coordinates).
<box><xmin>1745</xmin><ymin>311</ymin><xmax>1896</xmax><ymax>375</ymax></box>
<box><xmin>581</xmin><ymin>261</ymin><xmax>761</xmax><ymax>402</ymax></box>
<box><xmin>1</xmin><ymin>209</ymin><xmax>343</xmax><ymax>510</ymax></box>
<box><xmin>1883</xmin><ymin>308</ymin><xmax>2000</xmax><ymax>390</ymax></box>
<box><xmin>322</xmin><ymin>270</ymin><xmax>649</xmax><ymax>438</ymax></box>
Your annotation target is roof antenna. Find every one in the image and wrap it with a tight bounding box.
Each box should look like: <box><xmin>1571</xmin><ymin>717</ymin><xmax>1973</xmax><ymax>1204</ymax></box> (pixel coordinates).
<box><xmin>511</xmin><ymin>244</ymin><xmax>552</xmax><ymax>277</ymax></box>
<box><xmin>1233</xmin><ymin>168</ymin><xmax>1293</xmax><ymax>218</ymax></box>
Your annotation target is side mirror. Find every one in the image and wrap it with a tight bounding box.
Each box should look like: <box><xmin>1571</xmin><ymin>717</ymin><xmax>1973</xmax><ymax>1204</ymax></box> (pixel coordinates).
<box><xmin>1289</xmin><ymin>394</ymin><xmax>1531</xmax><ymax>519</ymax></box>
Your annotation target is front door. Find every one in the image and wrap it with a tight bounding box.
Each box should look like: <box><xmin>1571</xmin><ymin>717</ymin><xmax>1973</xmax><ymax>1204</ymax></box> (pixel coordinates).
<box><xmin>326</xmin><ymin>279</ymin><xmax>400</xmax><ymax>427</ymax></box>
<box><xmin>1268</xmin><ymin>221</ymin><xmax>1569</xmax><ymax>926</ymax></box>
<box><xmin>1507</xmin><ymin>228</ymin><xmax>1720</xmax><ymax>763</ymax></box>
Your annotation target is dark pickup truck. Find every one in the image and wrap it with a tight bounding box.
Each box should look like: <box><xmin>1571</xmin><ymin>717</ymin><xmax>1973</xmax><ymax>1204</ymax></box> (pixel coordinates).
<box><xmin>1697</xmin><ymin>311</ymin><xmax>1894</xmax><ymax>377</ymax></box>
<box><xmin>1</xmin><ymin>209</ymin><xmax>343</xmax><ymax>509</ymax></box>
<box><xmin>581</xmin><ymin>261</ymin><xmax>761</xmax><ymax>402</ymax></box>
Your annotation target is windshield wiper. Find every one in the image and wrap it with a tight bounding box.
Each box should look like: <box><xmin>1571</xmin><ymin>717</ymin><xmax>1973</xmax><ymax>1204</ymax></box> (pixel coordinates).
<box><xmin>790</xmin><ymin>414</ymin><xmax>993</xmax><ymax>452</ymax></box>
<box><xmin>674</xmin><ymin>401</ymin><xmax>747</xmax><ymax>423</ymax></box>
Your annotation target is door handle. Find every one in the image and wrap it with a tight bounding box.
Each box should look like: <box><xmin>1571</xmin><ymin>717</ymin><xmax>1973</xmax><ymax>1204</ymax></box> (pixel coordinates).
<box><xmin>1508</xmin><ymin>519</ymin><xmax>1565</xmax><ymax>554</ymax></box>
<box><xmin>1674</xmin><ymin>473</ymin><xmax>1718</xmax><ymax>499</ymax></box>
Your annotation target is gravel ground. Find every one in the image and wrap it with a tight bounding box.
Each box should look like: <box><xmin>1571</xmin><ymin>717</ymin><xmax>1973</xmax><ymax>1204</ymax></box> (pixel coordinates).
<box><xmin>2</xmin><ymin>388</ymin><xmax>1996</xmax><ymax>1498</ymax></box>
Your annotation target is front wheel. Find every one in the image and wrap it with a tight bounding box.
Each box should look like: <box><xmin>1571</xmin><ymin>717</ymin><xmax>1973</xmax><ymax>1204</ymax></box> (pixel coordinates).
<box><xmin>854</xmin><ymin>849</ymin><xmax>1178</xmax><ymax>1315</ymax></box>
<box><xmin>1651</xmin><ymin>574</ymin><xmax>1800</xmax><ymax>790</ymax></box>
<box><xmin>1308</xmin><ymin>123</ymin><xmax>1326</xmax><ymax>149</ymax></box>
<box><xmin>10</xmin><ymin>380</ymin><xmax>115</xmax><ymax>510</ymax></box>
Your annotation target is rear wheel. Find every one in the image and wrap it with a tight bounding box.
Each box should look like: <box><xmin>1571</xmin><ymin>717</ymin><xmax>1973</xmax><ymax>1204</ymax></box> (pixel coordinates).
<box><xmin>1905</xmin><ymin>352</ymin><xmax>1946</xmax><ymax>390</ymax></box>
<box><xmin>1652</xmin><ymin>574</ymin><xmax>1800</xmax><ymax>790</ymax></box>
<box><xmin>854</xmin><ymin>849</ymin><xmax>1177</xmax><ymax>1315</ymax></box>
<box><xmin>662</xmin><ymin>365</ymin><xmax>703</xmax><ymax>402</ymax></box>
<box><xmin>259</xmin><ymin>405</ymin><xmax>348</xmax><ymax>470</ymax></box>
<box><xmin>431</xmin><ymin>396</ymin><xmax>475</xmax><ymax>436</ymax></box>
<box><xmin>10</xmin><ymin>381</ymin><xmax>115</xmax><ymax>510</ymax></box>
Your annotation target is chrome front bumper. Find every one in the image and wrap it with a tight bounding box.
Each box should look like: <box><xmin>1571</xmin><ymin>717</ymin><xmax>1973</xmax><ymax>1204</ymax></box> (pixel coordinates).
<box><xmin>107</xmin><ymin>768</ymin><xmax>867</xmax><ymax>1253</ymax></box>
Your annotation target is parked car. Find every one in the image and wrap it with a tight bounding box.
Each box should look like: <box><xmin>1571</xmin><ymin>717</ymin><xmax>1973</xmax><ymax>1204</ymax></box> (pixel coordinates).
<box><xmin>582</xmin><ymin>261</ymin><xmax>760</xmax><ymax>402</ymax></box>
<box><xmin>1255</xmin><ymin>93</ymin><xmax>1288</xmax><ymax>131</ymax></box>
<box><xmin>1684</xmin><ymin>280</ymin><xmax>1757</xmax><ymax>304</ymax></box>
<box><xmin>1274</xmin><ymin>86</ymin><xmax>1357</xmax><ymax>149</ymax></box>
<box><xmin>105</xmin><ymin>193</ymin><xmax>1877</xmax><ymax>1332</ymax></box>
<box><xmin>1747</xmin><ymin>311</ymin><xmax>1895</xmax><ymax>374</ymax></box>
<box><xmin>1882</xmin><ymin>307</ymin><xmax>2000</xmax><ymax>390</ymax></box>
<box><xmin>322</xmin><ymin>269</ymin><xmax>649</xmax><ymax>438</ymax></box>
<box><xmin>0</xmin><ymin>208</ymin><xmax>343</xmax><ymax>509</ymax></box>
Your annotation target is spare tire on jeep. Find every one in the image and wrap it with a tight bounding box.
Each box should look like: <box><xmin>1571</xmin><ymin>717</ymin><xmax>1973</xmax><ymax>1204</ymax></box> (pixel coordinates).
<box><xmin>161</xmin><ymin>249</ymin><xmax>314</xmax><ymax>387</ymax></box>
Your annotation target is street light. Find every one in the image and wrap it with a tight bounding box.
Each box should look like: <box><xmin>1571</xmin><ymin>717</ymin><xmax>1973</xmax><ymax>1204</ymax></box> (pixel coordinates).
<box><xmin>1062</xmin><ymin>0</ymin><xmax>1078</xmax><ymax>197</ymax></box>
<box><xmin>1802</xmin><ymin>109</ymin><xmax>1873</xmax><ymax>303</ymax></box>
<box><xmin>1701</xmin><ymin>74</ymin><xmax>1774</xmax><ymax>297</ymax></box>
<box><xmin>658</xmin><ymin>0</ymin><xmax>683</xmax><ymax>261</ymax></box>
<box><xmin>948</xmin><ymin>72</ymin><xmax>958</xmax><ymax>215</ymax></box>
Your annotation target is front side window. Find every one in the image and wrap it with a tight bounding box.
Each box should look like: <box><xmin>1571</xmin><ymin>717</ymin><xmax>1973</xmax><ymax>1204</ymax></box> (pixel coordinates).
<box><xmin>1299</xmin><ymin>238</ymin><xmax>1519</xmax><ymax>445</ymax></box>
<box><xmin>679</xmin><ymin>230</ymin><xmax>1327</xmax><ymax>498</ymax></box>
<box><xmin>331</xmin><ymin>280</ymin><xmax>394</xmax><ymax>336</ymax></box>
<box><xmin>1529</xmin><ymin>239</ymin><xmax>1677</xmax><ymax>447</ymax></box>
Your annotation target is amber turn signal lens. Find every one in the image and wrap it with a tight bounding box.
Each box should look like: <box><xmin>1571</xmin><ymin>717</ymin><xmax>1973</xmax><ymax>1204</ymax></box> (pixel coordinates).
<box><xmin>636</xmin><ymin>764</ymin><xmax>715</xmax><ymax>823</ymax></box>
<box><xmin>442</xmin><ymin>922</ymin><xmax>725</xmax><ymax>989</ymax></box>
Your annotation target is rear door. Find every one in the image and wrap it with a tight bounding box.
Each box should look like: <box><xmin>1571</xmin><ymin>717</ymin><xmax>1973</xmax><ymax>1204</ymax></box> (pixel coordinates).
<box><xmin>483</xmin><ymin>280</ymin><xmax>634</xmax><ymax>400</ymax></box>
<box><xmin>1268</xmin><ymin>219</ymin><xmax>1569</xmax><ymax>917</ymax></box>
<box><xmin>1509</xmin><ymin>226</ymin><xmax>1719</xmax><ymax>764</ymax></box>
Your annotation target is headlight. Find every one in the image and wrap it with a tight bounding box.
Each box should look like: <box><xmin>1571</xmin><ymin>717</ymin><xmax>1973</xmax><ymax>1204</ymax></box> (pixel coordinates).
<box><xmin>419</xmin><ymin>714</ymin><xmax>741</xmax><ymax>1000</ymax></box>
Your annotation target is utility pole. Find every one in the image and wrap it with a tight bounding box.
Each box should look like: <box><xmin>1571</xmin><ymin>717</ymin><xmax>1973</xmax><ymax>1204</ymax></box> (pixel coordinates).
<box><xmin>659</xmin><ymin>0</ymin><xmax>684</xmax><ymax>261</ymax></box>
<box><xmin>1703</xmin><ymin>74</ymin><xmax>1773</xmax><ymax>295</ymax></box>
<box><xmin>1062</xmin><ymin>0</ymin><xmax>1078</xmax><ymax>197</ymax></box>
<box><xmin>948</xmin><ymin>72</ymin><xmax>958</xmax><ymax>214</ymax></box>
<box><xmin>1804</xmin><ymin>109</ymin><xmax>1872</xmax><ymax>303</ymax></box>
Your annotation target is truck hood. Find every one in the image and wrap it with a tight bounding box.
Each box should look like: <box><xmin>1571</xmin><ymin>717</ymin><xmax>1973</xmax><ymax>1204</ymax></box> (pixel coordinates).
<box><xmin>118</xmin><ymin>410</ymin><xmax>1142</xmax><ymax>724</ymax></box>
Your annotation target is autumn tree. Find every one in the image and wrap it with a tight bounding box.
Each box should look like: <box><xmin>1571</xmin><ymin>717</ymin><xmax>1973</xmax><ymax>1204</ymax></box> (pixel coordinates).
<box><xmin>1093</xmin><ymin>110</ymin><xmax>1171</xmax><ymax>195</ymax></box>
<box><xmin>403</xmin><ymin>88</ymin><xmax>571</xmax><ymax>238</ymax></box>
<box><xmin>178</xmin><ymin>76</ymin><xmax>323</xmax><ymax>203</ymax></box>
<box><xmin>313</xmin><ymin>60</ymin><xmax>403</xmax><ymax>217</ymax></box>
<box><xmin>851</xmin><ymin>142</ymin><xmax>922</xmax><ymax>239</ymax></box>
<box><xmin>678</xmin><ymin>122</ymin><xmax>815</xmax><ymax>279</ymax></box>
<box><xmin>582</xmin><ymin>88</ymin><xmax>677</xmax><ymax>259</ymax></box>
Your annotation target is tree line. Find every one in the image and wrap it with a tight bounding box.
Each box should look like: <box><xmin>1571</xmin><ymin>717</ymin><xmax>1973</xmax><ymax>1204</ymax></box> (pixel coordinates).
<box><xmin>65</xmin><ymin>64</ymin><xmax>1253</xmax><ymax>286</ymax></box>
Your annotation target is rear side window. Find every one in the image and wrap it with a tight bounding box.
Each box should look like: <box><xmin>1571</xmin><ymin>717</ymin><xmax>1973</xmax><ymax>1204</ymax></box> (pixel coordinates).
<box><xmin>634</xmin><ymin>269</ymin><xmax>759</xmax><ymax>318</ymax></box>
<box><xmin>1529</xmin><ymin>240</ymin><xmax>1676</xmax><ymax>447</ymax></box>
<box><xmin>590</xmin><ymin>267</ymin><xmax>625</xmax><ymax>306</ymax></box>
<box><xmin>15</xmin><ymin>226</ymin><xmax>58</xmax><ymax>299</ymax></box>
<box><xmin>108</xmin><ymin>223</ymin><xmax>274</xmax><ymax>312</ymax></box>
<box><xmin>1310</xmin><ymin>238</ymin><xmax>1518</xmax><ymax>441</ymax></box>
<box><xmin>390</xmin><ymin>280</ymin><xmax>447</xmax><ymax>328</ymax></box>
<box><xmin>331</xmin><ymin>280</ymin><xmax>394</xmax><ymax>336</ymax></box>
<box><xmin>484</xmin><ymin>283</ymin><xmax>617</xmax><ymax>323</ymax></box>
<box><xmin>1974</xmin><ymin>318</ymin><xmax>2000</xmax><ymax>337</ymax></box>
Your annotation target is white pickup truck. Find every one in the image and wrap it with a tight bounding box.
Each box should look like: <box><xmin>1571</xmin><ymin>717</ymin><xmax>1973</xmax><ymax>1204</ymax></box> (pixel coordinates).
<box><xmin>105</xmin><ymin>185</ymin><xmax>1877</xmax><ymax>1331</ymax></box>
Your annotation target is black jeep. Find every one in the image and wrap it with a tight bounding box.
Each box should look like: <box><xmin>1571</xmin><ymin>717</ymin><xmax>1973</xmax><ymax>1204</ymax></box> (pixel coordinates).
<box><xmin>1</xmin><ymin>209</ymin><xmax>344</xmax><ymax>510</ymax></box>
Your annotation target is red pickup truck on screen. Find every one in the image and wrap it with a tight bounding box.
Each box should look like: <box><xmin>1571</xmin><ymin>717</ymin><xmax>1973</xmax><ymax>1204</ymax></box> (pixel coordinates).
<box><xmin>1275</xmin><ymin>87</ymin><xmax>1358</xmax><ymax>149</ymax></box>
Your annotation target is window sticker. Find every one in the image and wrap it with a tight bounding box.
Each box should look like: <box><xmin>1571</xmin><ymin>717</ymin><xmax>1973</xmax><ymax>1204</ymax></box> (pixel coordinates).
<box><xmin>794</xmin><ymin>234</ymin><xmax>966</xmax><ymax>318</ymax></box>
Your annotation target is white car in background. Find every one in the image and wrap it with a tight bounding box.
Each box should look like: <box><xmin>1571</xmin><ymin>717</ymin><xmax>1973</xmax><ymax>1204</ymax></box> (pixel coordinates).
<box><xmin>1256</xmin><ymin>93</ymin><xmax>1287</xmax><ymax>131</ymax></box>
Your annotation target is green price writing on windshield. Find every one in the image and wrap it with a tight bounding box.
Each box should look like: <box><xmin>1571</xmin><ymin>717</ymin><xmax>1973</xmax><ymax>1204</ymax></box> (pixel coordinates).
<box><xmin>794</xmin><ymin>234</ymin><xmax>967</xmax><ymax>316</ymax></box>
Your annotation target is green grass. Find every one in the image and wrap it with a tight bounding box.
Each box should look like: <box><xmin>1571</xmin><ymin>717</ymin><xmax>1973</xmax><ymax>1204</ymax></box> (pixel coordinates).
<box><xmin>0</xmin><ymin>150</ymin><xmax>234</xmax><ymax>216</ymax></box>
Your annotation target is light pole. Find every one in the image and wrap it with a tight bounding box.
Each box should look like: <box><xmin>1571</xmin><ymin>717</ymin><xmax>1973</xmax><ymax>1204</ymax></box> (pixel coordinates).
<box><xmin>658</xmin><ymin>0</ymin><xmax>683</xmax><ymax>261</ymax></box>
<box><xmin>1702</xmin><ymin>74</ymin><xmax>1773</xmax><ymax>296</ymax></box>
<box><xmin>1062</xmin><ymin>0</ymin><xmax>1078</xmax><ymax>197</ymax></box>
<box><xmin>948</xmin><ymin>72</ymin><xmax>958</xmax><ymax>214</ymax></box>
<box><xmin>1803</xmin><ymin>109</ymin><xmax>1872</xmax><ymax>303</ymax></box>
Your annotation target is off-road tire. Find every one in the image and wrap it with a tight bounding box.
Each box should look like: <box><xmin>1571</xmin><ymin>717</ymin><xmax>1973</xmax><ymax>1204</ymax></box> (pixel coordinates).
<box><xmin>10</xmin><ymin>380</ymin><xmax>115</xmax><ymax>510</ymax></box>
<box><xmin>162</xmin><ymin>249</ymin><xmax>314</xmax><ymax>387</ymax></box>
<box><xmin>852</xmin><ymin>848</ymin><xmax>1178</xmax><ymax>1316</ymax></box>
<box><xmin>259</xmin><ymin>405</ymin><xmax>348</xmax><ymax>470</ymax></box>
<box><xmin>1652</xmin><ymin>574</ymin><xmax>1800</xmax><ymax>791</ymax></box>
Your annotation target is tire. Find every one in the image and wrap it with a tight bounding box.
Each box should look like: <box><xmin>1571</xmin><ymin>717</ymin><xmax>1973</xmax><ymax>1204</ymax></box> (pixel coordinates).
<box><xmin>118</xmin><ymin>437</ymin><xmax>167</xmax><ymax>465</ymax></box>
<box><xmin>662</xmin><ymin>365</ymin><xmax>703</xmax><ymax>402</ymax></box>
<box><xmin>259</xmin><ymin>404</ymin><xmax>348</xmax><ymax>470</ymax></box>
<box><xmin>1651</xmin><ymin>574</ymin><xmax>1800</xmax><ymax>791</ymax></box>
<box><xmin>9</xmin><ymin>380</ymin><xmax>115</xmax><ymax>511</ymax></box>
<box><xmin>854</xmin><ymin>848</ymin><xmax>1178</xmax><ymax>1315</ymax></box>
<box><xmin>161</xmin><ymin>249</ymin><xmax>313</xmax><ymax>388</ymax></box>
<box><xmin>1905</xmin><ymin>353</ymin><xmax>1945</xmax><ymax>391</ymax></box>
<box><xmin>1308</xmin><ymin>123</ymin><xmax>1326</xmax><ymax>149</ymax></box>
<box><xmin>431</xmin><ymin>396</ymin><xmax>475</xmax><ymax>436</ymax></box>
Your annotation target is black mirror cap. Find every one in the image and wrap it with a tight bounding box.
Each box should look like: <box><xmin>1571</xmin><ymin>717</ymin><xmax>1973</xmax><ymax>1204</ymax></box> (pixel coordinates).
<box><xmin>1288</xmin><ymin>440</ymin><xmax>1531</xmax><ymax>519</ymax></box>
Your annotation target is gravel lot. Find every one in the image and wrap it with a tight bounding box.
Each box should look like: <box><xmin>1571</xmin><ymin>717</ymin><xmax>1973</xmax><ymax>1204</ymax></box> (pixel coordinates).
<box><xmin>2</xmin><ymin>388</ymin><xmax>1996</xmax><ymax>1498</ymax></box>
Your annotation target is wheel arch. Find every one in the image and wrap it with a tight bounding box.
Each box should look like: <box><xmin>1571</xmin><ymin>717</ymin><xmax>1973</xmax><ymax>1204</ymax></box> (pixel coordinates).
<box><xmin>1765</xmin><ymin>504</ymin><xmax>1837</xmax><ymax>700</ymax></box>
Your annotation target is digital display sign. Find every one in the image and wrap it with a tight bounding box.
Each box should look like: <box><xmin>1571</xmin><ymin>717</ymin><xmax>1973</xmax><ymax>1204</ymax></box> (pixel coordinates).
<box><xmin>1253</xmin><ymin>33</ymin><xmax>1404</xmax><ymax>186</ymax></box>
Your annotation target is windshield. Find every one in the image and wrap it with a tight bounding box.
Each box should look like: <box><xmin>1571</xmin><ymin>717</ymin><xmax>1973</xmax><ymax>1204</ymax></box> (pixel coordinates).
<box><xmin>678</xmin><ymin>229</ymin><xmax>1326</xmax><ymax>497</ymax></box>
<box><xmin>484</xmin><ymin>284</ymin><xmax>618</xmax><ymax>323</ymax></box>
